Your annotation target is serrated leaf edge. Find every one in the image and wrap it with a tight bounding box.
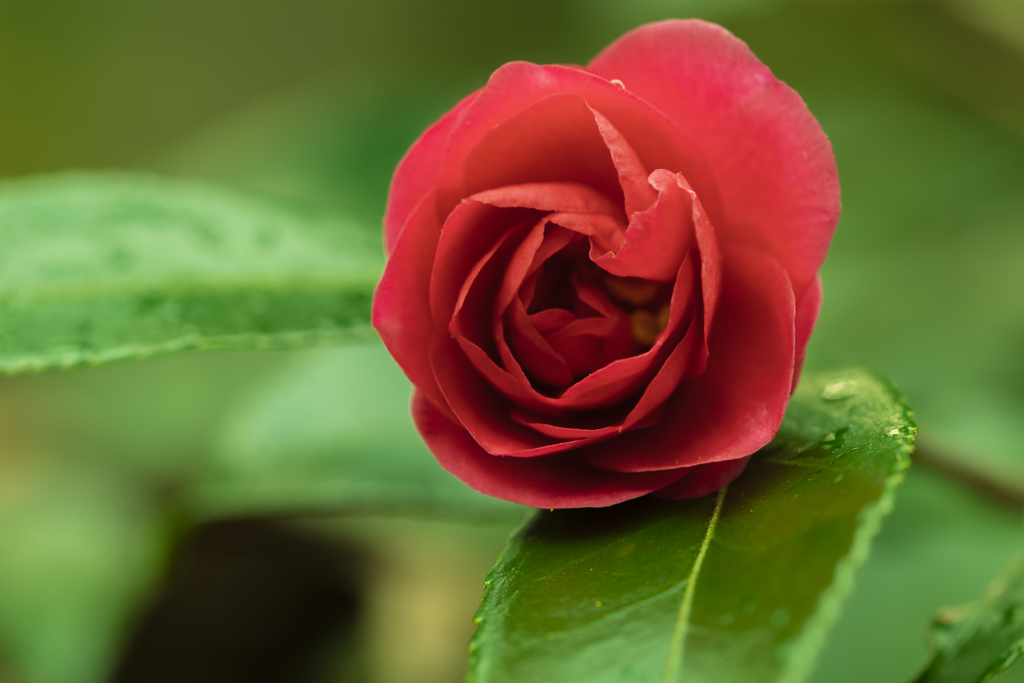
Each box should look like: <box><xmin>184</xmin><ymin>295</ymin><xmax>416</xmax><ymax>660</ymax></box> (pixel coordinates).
<box><xmin>777</xmin><ymin>374</ymin><xmax>916</xmax><ymax>683</ymax></box>
<box><xmin>466</xmin><ymin>509</ymin><xmax>538</xmax><ymax>682</ymax></box>
<box><xmin>462</xmin><ymin>372</ymin><xmax>917</xmax><ymax>683</ymax></box>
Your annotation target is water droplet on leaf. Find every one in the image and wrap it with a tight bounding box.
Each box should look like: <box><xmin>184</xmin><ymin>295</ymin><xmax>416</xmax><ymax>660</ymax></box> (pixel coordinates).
<box><xmin>822</xmin><ymin>380</ymin><xmax>859</xmax><ymax>400</ymax></box>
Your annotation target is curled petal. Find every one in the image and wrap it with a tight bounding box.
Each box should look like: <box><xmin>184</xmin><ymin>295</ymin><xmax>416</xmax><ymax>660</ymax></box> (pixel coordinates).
<box><xmin>454</xmin><ymin>94</ymin><xmax>625</xmax><ymax>211</ymax></box>
<box><xmin>436</xmin><ymin>61</ymin><xmax>721</xmax><ymax>223</ymax></box>
<box><xmin>432</xmin><ymin>337</ymin><xmax>577</xmax><ymax>456</ymax></box>
<box><xmin>513</xmin><ymin>311</ymin><xmax>705</xmax><ymax>439</ymax></box>
<box><xmin>792</xmin><ymin>274</ymin><xmax>823</xmax><ymax>392</ymax></box>
<box><xmin>504</xmin><ymin>297</ymin><xmax>575</xmax><ymax>388</ymax></box>
<box><xmin>593</xmin><ymin>169</ymin><xmax>693</xmax><ymax>281</ymax></box>
<box><xmin>545</xmin><ymin>316</ymin><xmax>621</xmax><ymax>378</ymax></box>
<box><xmin>472</xmin><ymin>181</ymin><xmax>621</xmax><ymax>216</ymax></box>
<box><xmin>459</xmin><ymin>251</ymin><xmax>700</xmax><ymax>416</ymax></box>
<box><xmin>449</xmin><ymin>220</ymin><xmax>533</xmax><ymax>359</ymax></box>
<box><xmin>413</xmin><ymin>390</ymin><xmax>687</xmax><ymax>508</ymax></box>
<box><xmin>589</xmin><ymin>19</ymin><xmax>839</xmax><ymax>296</ymax></box>
<box><xmin>429</xmin><ymin>199</ymin><xmax>540</xmax><ymax>329</ymax></box>
<box><xmin>582</xmin><ymin>246</ymin><xmax>795</xmax><ymax>472</ymax></box>
<box><xmin>549</xmin><ymin>212</ymin><xmax>626</xmax><ymax>253</ymax></box>
<box><xmin>373</xmin><ymin>193</ymin><xmax>448</xmax><ymax>412</ymax></box>
<box><xmin>589</xmin><ymin>107</ymin><xmax>657</xmax><ymax>217</ymax></box>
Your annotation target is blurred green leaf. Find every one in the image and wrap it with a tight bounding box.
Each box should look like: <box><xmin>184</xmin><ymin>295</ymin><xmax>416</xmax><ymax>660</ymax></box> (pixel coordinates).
<box><xmin>155</xmin><ymin>76</ymin><xmax>476</xmax><ymax>228</ymax></box>
<box><xmin>466</xmin><ymin>370</ymin><xmax>914</xmax><ymax>683</ymax></box>
<box><xmin>190</xmin><ymin>343</ymin><xmax>526</xmax><ymax>522</ymax></box>
<box><xmin>0</xmin><ymin>461</ymin><xmax>163</xmax><ymax>683</ymax></box>
<box><xmin>0</xmin><ymin>171</ymin><xmax>382</xmax><ymax>375</ymax></box>
<box><xmin>912</xmin><ymin>553</ymin><xmax>1024</xmax><ymax>683</ymax></box>
<box><xmin>808</xmin><ymin>464</ymin><xmax>1024</xmax><ymax>683</ymax></box>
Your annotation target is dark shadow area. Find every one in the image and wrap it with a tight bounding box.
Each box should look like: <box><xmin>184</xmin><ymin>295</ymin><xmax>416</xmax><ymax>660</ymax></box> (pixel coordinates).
<box><xmin>111</xmin><ymin>518</ymin><xmax>363</xmax><ymax>683</ymax></box>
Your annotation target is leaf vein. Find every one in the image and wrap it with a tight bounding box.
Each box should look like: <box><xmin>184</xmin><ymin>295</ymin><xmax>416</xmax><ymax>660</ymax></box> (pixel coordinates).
<box><xmin>661</xmin><ymin>486</ymin><xmax>727</xmax><ymax>683</ymax></box>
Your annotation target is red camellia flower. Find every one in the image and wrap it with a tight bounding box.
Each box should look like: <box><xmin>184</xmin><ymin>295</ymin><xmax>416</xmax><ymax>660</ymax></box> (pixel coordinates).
<box><xmin>373</xmin><ymin>19</ymin><xmax>839</xmax><ymax>508</ymax></box>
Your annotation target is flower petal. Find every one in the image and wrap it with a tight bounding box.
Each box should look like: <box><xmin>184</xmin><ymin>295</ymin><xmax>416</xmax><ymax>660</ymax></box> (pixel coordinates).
<box><xmin>555</xmin><ymin>252</ymin><xmax>698</xmax><ymax>405</ymax></box>
<box><xmin>413</xmin><ymin>390</ymin><xmax>687</xmax><ymax>508</ymax></box>
<box><xmin>431</xmin><ymin>337</ymin><xmax>569</xmax><ymax>456</ymax></box>
<box><xmin>504</xmin><ymin>297</ymin><xmax>575</xmax><ymax>388</ymax></box>
<box><xmin>449</xmin><ymin>219</ymin><xmax>533</xmax><ymax>360</ymax></box>
<box><xmin>384</xmin><ymin>91</ymin><xmax>477</xmax><ymax>254</ymax></box>
<box><xmin>792</xmin><ymin>273</ymin><xmax>823</xmax><ymax>392</ymax></box>
<box><xmin>593</xmin><ymin>169</ymin><xmax>694</xmax><ymax>282</ymax></box>
<box><xmin>650</xmin><ymin>457</ymin><xmax>751</xmax><ymax>499</ymax></box>
<box><xmin>545</xmin><ymin>316</ymin><xmax>620</xmax><ymax>378</ymax></box>
<box><xmin>472</xmin><ymin>181</ymin><xmax>621</xmax><ymax>216</ymax></box>
<box><xmin>581</xmin><ymin>246</ymin><xmax>795</xmax><ymax>471</ymax></box>
<box><xmin>588</xmin><ymin>19</ymin><xmax>839</xmax><ymax>296</ymax></box>
<box><xmin>373</xmin><ymin>193</ymin><xmax>448</xmax><ymax>411</ymax></box>
<box><xmin>454</xmin><ymin>94</ymin><xmax>625</xmax><ymax>210</ymax></box>
<box><xmin>436</xmin><ymin>61</ymin><xmax>721</xmax><ymax>223</ymax></box>
<box><xmin>589</xmin><ymin>107</ymin><xmax>657</xmax><ymax>217</ymax></box>
<box><xmin>429</xmin><ymin>199</ymin><xmax>540</xmax><ymax>329</ymax></box>
<box><xmin>510</xmin><ymin>311</ymin><xmax>704</xmax><ymax>439</ymax></box>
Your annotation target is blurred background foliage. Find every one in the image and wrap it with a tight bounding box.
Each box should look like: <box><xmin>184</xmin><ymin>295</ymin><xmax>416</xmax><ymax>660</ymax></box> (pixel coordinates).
<box><xmin>1</xmin><ymin>0</ymin><xmax>1024</xmax><ymax>681</ymax></box>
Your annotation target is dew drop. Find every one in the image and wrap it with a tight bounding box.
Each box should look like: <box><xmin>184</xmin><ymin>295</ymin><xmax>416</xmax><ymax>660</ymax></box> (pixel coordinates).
<box><xmin>822</xmin><ymin>380</ymin><xmax>859</xmax><ymax>401</ymax></box>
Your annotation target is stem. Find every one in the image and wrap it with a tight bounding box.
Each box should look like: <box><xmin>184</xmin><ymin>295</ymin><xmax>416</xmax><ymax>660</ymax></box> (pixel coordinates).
<box><xmin>913</xmin><ymin>442</ymin><xmax>1024</xmax><ymax>509</ymax></box>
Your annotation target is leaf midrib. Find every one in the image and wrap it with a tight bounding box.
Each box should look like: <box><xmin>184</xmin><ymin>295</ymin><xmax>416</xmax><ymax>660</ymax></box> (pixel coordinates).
<box><xmin>0</xmin><ymin>271</ymin><xmax>381</xmax><ymax>302</ymax></box>
<box><xmin>660</xmin><ymin>486</ymin><xmax>728</xmax><ymax>683</ymax></box>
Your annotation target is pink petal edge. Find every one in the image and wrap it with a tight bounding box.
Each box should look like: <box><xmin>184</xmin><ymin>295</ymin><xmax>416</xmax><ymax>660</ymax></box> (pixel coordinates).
<box><xmin>588</xmin><ymin>19</ymin><xmax>839</xmax><ymax>297</ymax></box>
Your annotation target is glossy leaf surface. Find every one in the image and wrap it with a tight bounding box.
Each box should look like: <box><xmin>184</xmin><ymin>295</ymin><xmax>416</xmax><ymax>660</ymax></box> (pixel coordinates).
<box><xmin>913</xmin><ymin>553</ymin><xmax>1024</xmax><ymax>683</ymax></box>
<box><xmin>468</xmin><ymin>369</ymin><xmax>914</xmax><ymax>683</ymax></box>
<box><xmin>0</xmin><ymin>172</ymin><xmax>382</xmax><ymax>375</ymax></box>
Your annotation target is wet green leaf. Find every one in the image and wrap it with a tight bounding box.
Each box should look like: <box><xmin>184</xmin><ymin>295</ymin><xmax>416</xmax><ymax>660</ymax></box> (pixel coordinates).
<box><xmin>913</xmin><ymin>553</ymin><xmax>1024</xmax><ymax>683</ymax></box>
<box><xmin>0</xmin><ymin>172</ymin><xmax>382</xmax><ymax>375</ymax></box>
<box><xmin>467</xmin><ymin>369</ymin><xmax>914</xmax><ymax>683</ymax></box>
<box><xmin>190</xmin><ymin>344</ymin><xmax>526</xmax><ymax>522</ymax></box>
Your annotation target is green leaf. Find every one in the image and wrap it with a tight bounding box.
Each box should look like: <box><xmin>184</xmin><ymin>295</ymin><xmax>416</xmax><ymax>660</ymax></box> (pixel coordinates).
<box><xmin>467</xmin><ymin>369</ymin><xmax>914</xmax><ymax>683</ymax></box>
<box><xmin>189</xmin><ymin>343</ymin><xmax>526</xmax><ymax>522</ymax></box>
<box><xmin>0</xmin><ymin>461</ymin><xmax>163</xmax><ymax>683</ymax></box>
<box><xmin>913</xmin><ymin>553</ymin><xmax>1024</xmax><ymax>683</ymax></box>
<box><xmin>0</xmin><ymin>172</ymin><xmax>382</xmax><ymax>375</ymax></box>
<box><xmin>808</xmin><ymin>464</ymin><xmax>1024</xmax><ymax>683</ymax></box>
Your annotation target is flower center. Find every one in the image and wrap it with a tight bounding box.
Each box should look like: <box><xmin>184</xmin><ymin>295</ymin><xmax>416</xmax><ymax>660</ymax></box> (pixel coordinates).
<box><xmin>526</xmin><ymin>238</ymin><xmax>672</xmax><ymax>354</ymax></box>
<box><xmin>602</xmin><ymin>275</ymin><xmax>672</xmax><ymax>347</ymax></box>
